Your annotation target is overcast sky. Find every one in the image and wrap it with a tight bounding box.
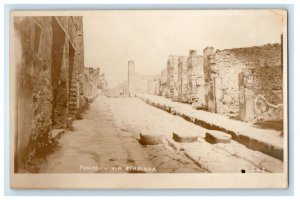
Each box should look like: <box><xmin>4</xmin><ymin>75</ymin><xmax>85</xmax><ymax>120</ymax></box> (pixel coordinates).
<box><xmin>83</xmin><ymin>10</ymin><xmax>284</xmax><ymax>88</ymax></box>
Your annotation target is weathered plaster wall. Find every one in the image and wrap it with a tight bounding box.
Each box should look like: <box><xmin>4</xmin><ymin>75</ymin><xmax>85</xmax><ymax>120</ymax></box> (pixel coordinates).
<box><xmin>14</xmin><ymin>17</ymin><xmax>53</xmax><ymax>171</ymax></box>
<box><xmin>84</xmin><ymin>67</ymin><xmax>100</xmax><ymax>100</ymax></box>
<box><xmin>204</xmin><ymin>44</ymin><xmax>282</xmax><ymax>120</ymax></box>
<box><xmin>14</xmin><ymin>16</ymin><xmax>85</xmax><ymax>172</ymax></box>
<box><xmin>239</xmin><ymin>62</ymin><xmax>282</xmax><ymax>121</ymax></box>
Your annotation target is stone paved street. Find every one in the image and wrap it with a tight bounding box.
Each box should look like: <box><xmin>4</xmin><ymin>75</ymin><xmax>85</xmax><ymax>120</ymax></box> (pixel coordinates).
<box><xmin>39</xmin><ymin>95</ymin><xmax>206</xmax><ymax>173</ymax></box>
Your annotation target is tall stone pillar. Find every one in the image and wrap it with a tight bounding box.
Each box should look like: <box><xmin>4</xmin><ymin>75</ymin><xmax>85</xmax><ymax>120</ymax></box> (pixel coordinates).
<box><xmin>178</xmin><ymin>57</ymin><xmax>188</xmax><ymax>102</ymax></box>
<box><xmin>128</xmin><ymin>60</ymin><xmax>135</xmax><ymax>97</ymax></box>
<box><xmin>168</xmin><ymin>55</ymin><xmax>179</xmax><ymax>101</ymax></box>
<box><xmin>187</xmin><ymin>50</ymin><xmax>197</xmax><ymax>103</ymax></box>
<box><xmin>203</xmin><ymin>47</ymin><xmax>215</xmax><ymax>112</ymax></box>
<box><xmin>239</xmin><ymin>70</ymin><xmax>255</xmax><ymax>122</ymax></box>
<box><xmin>195</xmin><ymin>56</ymin><xmax>206</xmax><ymax>108</ymax></box>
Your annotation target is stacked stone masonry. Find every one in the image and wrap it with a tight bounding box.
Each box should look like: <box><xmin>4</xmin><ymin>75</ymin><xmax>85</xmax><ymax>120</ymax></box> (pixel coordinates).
<box><xmin>14</xmin><ymin>16</ymin><xmax>104</xmax><ymax>172</ymax></box>
<box><xmin>127</xmin><ymin>43</ymin><xmax>283</xmax><ymax>123</ymax></box>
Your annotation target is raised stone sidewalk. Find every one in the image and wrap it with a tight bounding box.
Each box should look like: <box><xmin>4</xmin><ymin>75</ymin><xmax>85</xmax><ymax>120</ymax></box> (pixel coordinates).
<box><xmin>137</xmin><ymin>94</ymin><xmax>284</xmax><ymax>161</ymax></box>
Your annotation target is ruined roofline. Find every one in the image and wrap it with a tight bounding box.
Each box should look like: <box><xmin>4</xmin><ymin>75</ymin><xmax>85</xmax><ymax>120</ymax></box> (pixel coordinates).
<box><xmin>168</xmin><ymin>55</ymin><xmax>188</xmax><ymax>59</ymax></box>
<box><xmin>207</xmin><ymin>43</ymin><xmax>281</xmax><ymax>54</ymax></box>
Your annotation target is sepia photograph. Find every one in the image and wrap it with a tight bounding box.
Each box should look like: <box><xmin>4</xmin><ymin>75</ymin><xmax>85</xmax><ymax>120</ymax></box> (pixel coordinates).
<box><xmin>10</xmin><ymin>9</ymin><xmax>288</xmax><ymax>189</ymax></box>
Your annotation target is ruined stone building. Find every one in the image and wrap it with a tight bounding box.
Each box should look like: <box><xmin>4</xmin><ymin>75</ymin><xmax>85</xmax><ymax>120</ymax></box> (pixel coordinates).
<box><xmin>97</xmin><ymin>73</ymin><xmax>109</xmax><ymax>92</ymax></box>
<box><xmin>127</xmin><ymin>60</ymin><xmax>152</xmax><ymax>97</ymax></box>
<box><xmin>13</xmin><ymin>16</ymin><xmax>98</xmax><ymax>172</ymax></box>
<box><xmin>147</xmin><ymin>74</ymin><xmax>160</xmax><ymax>95</ymax></box>
<box><xmin>83</xmin><ymin>67</ymin><xmax>105</xmax><ymax>100</ymax></box>
<box><xmin>203</xmin><ymin>44</ymin><xmax>282</xmax><ymax>121</ymax></box>
<box><xmin>132</xmin><ymin>43</ymin><xmax>283</xmax><ymax>123</ymax></box>
<box><xmin>107</xmin><ymin>80</ymin><xmax>128</xmax><ymax>98</ymax></box>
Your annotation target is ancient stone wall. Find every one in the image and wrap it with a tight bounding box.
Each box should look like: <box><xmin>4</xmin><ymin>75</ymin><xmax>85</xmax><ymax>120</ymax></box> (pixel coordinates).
<box><xmin>204</xmin><ymin>44</ymin><xmax>282</xmax><ymax>120</ymax></box>
<box><xmin>97</xmin><ymin>73</ymin><xmax>109</xmax><ymax>94</ymax></box>
<box><xmin>120</xmin><ymin>44</ymin><xmax>282</xmax><ymax>123</ymax></box>
<box><xmin>194</xmin><ymin>55</ymin><xmax>206</xmax><ymax>108</ymax></box>
<box><xmin>178</xmin><ymin>57</ymin><xmax>188</xmax><ymax>102</ymax></box>
<box><xmin>14</xmin><ymin>16</ymin><xmax>85</xmax><ymax>172</ymax></box>
<box><xmin>147</xmin><ymin>74</ymin><xmax>160</xmax><ymax>95</ymax></box>
<box><xmin>139</xmin><ymin>44</ymin><xmax>282</xmax><ymax>122</ymax></box>
<box><xmin>14</xmin><ymin>16</ymin><xmax>53</xmax><ymax>172</ymax></box>
<box><xmin>168</xmin><ymin>55</ymin><xmax>180</xmax><ymax>101</ymax></box>
<box><xmin>127</xmin><ymin>61</ymin><xmax>151</xmax><ymax>97</ymax></box>
<box><xmin>128</xmin><ymin>60</ymin><xmax>135</xmax><ymax>97</ymax></box>
<box><xmin>84</xmin><ymin>67</ymin><xmax>101</xmax><ymax>100</ymax></box>
<box><xmin>239</xmin><ymin>62</ymin><xmax>282</xmax><ymax>121</ymax></box>
<box><xmin>187</xmin><ymin>50</ymin><xmax>198</xmax><ymax>103</ymax></box>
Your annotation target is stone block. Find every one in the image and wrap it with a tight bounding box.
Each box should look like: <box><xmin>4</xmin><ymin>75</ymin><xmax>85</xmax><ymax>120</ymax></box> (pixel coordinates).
<box><xmin>205</xmin><ymin>130</ymin><xmax>231</xmax><ymax>144</ymax></box>
<box><xmin>139</xmin><ymin>132</ymin><xmax>164</xmax><ymax>145</ymax></box>
<box><xmin>173</xmin><ymin>132</ymin><xmax>199</xmax><ymax>143</ymax></box>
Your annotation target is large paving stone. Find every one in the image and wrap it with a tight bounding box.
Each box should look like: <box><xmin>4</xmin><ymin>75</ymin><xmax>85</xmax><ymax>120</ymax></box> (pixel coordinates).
<box><xmin>139</xmin><ymin>132</ymin><xmax>164</xmax><ymax>145</ymax></box>
<box><xmin>205</xmin><ymin>130</ymin><xmax>232</xmax><ymax>144</ymax></box>
<box><xmin>173</xmin><ymin>132</ymin><xmax>199</xmax><ymax>143</ymax></box>
<box><xmin>173</xmin><ymin>126</ymin><xmax>206</xmax><ymax>143</ymax></box>
<box><xmin>150</xmin><ymin>155</ymin><xmax>172</xmax><ymax>166</ymax></box>
<box><xmin>214</xmin><ymin>141</ymin><xmax>283</xmax><ymax>173</ymax></box>
<box><xmin>172</xmin><ymin>118</ymin><xmax>206</xmax><ymax>143</ymax></box>
<box><xmin>158</xmin><ymin>159</ymin><xmax>181</xmax><ymax>169</ymax></box>
<box><xmin>182</xmin><ymin>141</ymin><xmax>257</xmax><ymax>173</ymax></box>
